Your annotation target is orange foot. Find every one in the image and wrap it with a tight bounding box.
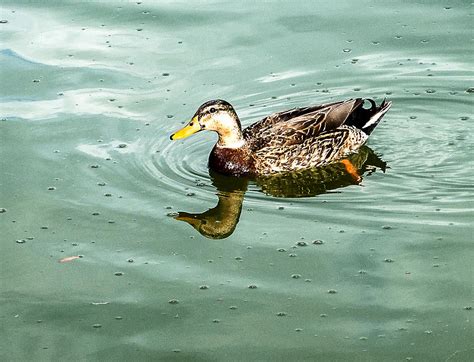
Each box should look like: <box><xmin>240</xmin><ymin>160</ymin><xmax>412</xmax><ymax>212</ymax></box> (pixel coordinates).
<box><xmin>340</xmin><ymin>159</ymin><xmax>362</xmax><ymax>183</ymax></box>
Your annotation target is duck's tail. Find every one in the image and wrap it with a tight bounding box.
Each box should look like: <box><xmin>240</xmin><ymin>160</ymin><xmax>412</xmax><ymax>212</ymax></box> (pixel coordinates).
<box><xmin>347</xmin><ymin>98</ymin><xmax>392</xmax><ymax>135</ymax></box>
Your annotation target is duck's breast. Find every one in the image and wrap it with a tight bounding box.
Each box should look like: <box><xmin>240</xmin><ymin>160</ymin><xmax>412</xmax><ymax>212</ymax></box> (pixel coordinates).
<box><xmin>208</xmin><ymin>146</ymin><xmax>255</xmax><ymax>177</ymax></box>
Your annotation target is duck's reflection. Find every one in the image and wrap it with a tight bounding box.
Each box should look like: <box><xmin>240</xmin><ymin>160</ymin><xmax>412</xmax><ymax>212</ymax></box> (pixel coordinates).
<box><xmin>175</xmin><ymin>173</ymin><xmax>248</xmax><ymax>239</ymax></box>
<box><xmin>175</xmin><ymin>146</ymin><xmax>386</xmax><ymax>239</ymax></box>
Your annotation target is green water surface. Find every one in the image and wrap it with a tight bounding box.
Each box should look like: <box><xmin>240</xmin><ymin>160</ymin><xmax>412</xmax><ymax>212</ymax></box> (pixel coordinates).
<box><xmin>1</xmin><ymin>1</ymin><xmax>473</xmax><ymax>361</ymax></box>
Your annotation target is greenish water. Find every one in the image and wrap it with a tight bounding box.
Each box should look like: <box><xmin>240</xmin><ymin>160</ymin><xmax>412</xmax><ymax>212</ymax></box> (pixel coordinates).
<box><xmin>1</xmin><ymin>1</ymin><xmax>472</xmax><ymax>361</ymax></box>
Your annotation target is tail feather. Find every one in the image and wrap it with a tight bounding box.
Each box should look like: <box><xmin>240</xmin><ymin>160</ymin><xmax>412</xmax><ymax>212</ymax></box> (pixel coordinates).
<box><xmin>346</xmin><ymin>98</ymin><xmax>391</xmax><ymax>135</ymax></box>
<box><xmin>362</xmin><ymin>99</ymin><xmax>392</xmax><ymax>134</ymax></box>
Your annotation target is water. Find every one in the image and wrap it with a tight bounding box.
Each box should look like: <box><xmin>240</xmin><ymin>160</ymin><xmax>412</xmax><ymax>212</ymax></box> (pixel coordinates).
<box><xmin>1</xmin><ymin>1</ymin><xmax>472</xmax><ymax>360</ymax></box>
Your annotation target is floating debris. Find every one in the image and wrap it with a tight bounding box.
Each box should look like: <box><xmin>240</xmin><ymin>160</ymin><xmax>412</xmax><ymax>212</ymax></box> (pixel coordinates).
<box><xmin>59</xmin><ymin>256</ymin><xmax>81</xmax><ymax>263</ymax></box>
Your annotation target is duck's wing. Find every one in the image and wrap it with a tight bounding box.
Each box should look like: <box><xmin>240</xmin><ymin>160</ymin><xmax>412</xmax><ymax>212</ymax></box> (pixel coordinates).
<box><xmin>244</xmin><ymin>99</ymin><xmax>364</xmax><ymax>150</ymax></box>
<box><xmin>253</xmin><ymin>126</ymin><xmax>367</xmax><ymax>174</ymax></box>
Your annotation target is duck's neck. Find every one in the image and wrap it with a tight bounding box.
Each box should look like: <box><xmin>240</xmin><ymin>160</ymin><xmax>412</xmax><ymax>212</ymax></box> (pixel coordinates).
<box><xmin>216</xmin><ymin>127</ymin><xmax>246</xmax><ymax>148</ymax></box>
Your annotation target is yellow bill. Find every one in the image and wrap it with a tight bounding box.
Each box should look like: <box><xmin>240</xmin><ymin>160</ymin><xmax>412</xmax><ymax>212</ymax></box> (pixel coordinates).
<box><xmin>170</xmin><ymin>117</ymin><xmax>200</xmax><ymax>140</ymax></box>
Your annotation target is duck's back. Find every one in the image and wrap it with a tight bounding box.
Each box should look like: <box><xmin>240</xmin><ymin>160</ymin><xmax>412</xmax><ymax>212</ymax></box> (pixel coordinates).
<box><xmin>243</xmin><ymin>98</ymin><xmax>391</xmax><ymax>174</ymax></box>
<box><xmin>243</xmin><ymin>99</ymin><xmax>364</xmax><ymax>151</ymax></box>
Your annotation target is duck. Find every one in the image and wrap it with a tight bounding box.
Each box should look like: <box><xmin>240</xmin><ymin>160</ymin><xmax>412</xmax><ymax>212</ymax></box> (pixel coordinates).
<box><xmin>170</xmin><ymin>98</ymin><xmax>391</xmax><ymax>177</ymax></box>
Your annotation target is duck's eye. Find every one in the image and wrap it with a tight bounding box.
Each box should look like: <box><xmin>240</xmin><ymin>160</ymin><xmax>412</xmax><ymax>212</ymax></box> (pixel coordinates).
<box><xmin>209</xmin><ymin>107</ymin><xmax>216</xmax><ymax>114</ymax></box>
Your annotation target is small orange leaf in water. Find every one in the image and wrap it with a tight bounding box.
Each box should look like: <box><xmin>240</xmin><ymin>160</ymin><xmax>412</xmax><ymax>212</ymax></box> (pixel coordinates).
<box><xmin>59</xmin><ymin>255</ymin><xmax>80</xmax><ymax>263</ymax></box>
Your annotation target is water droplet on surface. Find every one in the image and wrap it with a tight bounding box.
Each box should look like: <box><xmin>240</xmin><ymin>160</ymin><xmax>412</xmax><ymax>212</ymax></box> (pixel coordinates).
<box><xmin>16</xmin><ymin>239</ymin><xmax>26</xmax><ymax>244</ymax></box>
<box><xmin>384</xmin><ymin>258</ymin><xmax>395</xmax><ymax>263</ymax></box>
<box><xmin>248</xmin><ymin>284</ymin><xmax>257</xmax><ymax>289</ymax></box>
<box><xmin>0</xmin><ymin>208</ymin><xmax>6</xmax><ymax>213</ymax></box>
<box><xmin>168</xmin><ymin>299</ymin><xmax>179</xmax><ymax>304</ymax></box>
<box><xmin>276</xmin><ymin>312</ymin><xmax>287</xmax><ymax>317</ymax></box>
<box><xmin>127</xmin><ymin>258</ymin><xmax>134</xmax><ymax>263</ymax></box>
<box><xmin>92</xmin><ymin>324</ymin><xmax>102</xmax><ymax>328</ymax></box>
<box><xmin>291</xmin><ymin>274</ymin><xmax>301</xmax><ymax>279</ymax></box>
<box><xmin>312</xmin><ymin>240</ymin><xmax>324</xmax><ymax>245</ymax></box>
<box><xmin>342</xmin><ymin>48</ymin><xmax>351</xmax><ymax>53</ymax></box>
<box><xmin>162</xmin><ymin>73</ymin><xmax>170</xmax><ymax>76</ymax></box>
<box><xmin>90</xmin><ymin>164</ymin><xmax>100</xmax><ymax>169</ymax></box>
<box><xmin>117</xmin><ymin>143</ymin><xmax>127</xmax><ymax>148</ymax></box>
<box><xmin>288</xmin><ymin>253</ymin><xmax>297</xmax><ymax>257</ymax></box>
<box><xmin>328</xmin><ymin>289</ymin><xmax>337</xmax><ymax>294</ymax></box>
<box><xmin>382</xmin><ymin>225</ymin><xmax>392</xmax><ymax>230</ymax></box>
<box><xmin>296</xmin><ymin>241</ymin><xmax>308</xmax><ymax>247</ymax></box>
<box><xmin>199</xmin><ymin>285</ymin><xmax>209</xmax><ymax>290</ymax></box>
<box><xmin>212</xmin><ymin>319</ymin><xmax>220</xmax><ymax>323</ymax></box>
<box><xmin>0</xmin><ymin>20</ymin><xmax>8</xmax><ymax>24</ymax></box>
<box><xmin>115</xmin><ymin>316</ymin><xmax>123</xmax><ymax>320</ymax></box>
<box><xmin>114</xmin><ymin>272</ymin><xmax>124</xmax><ymax>276</ymax></box>
<box><xmin>465</xmin><ymin>87</ymin><xmax>474</xmax><ymax>93</ymax></box>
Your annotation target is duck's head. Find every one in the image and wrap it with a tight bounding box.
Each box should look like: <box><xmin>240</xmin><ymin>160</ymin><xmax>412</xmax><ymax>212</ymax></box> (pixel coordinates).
<box><xmin>170</xmin><ymin>100</ymin><xmax>245</xmax><ymax>148</ymax></box>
